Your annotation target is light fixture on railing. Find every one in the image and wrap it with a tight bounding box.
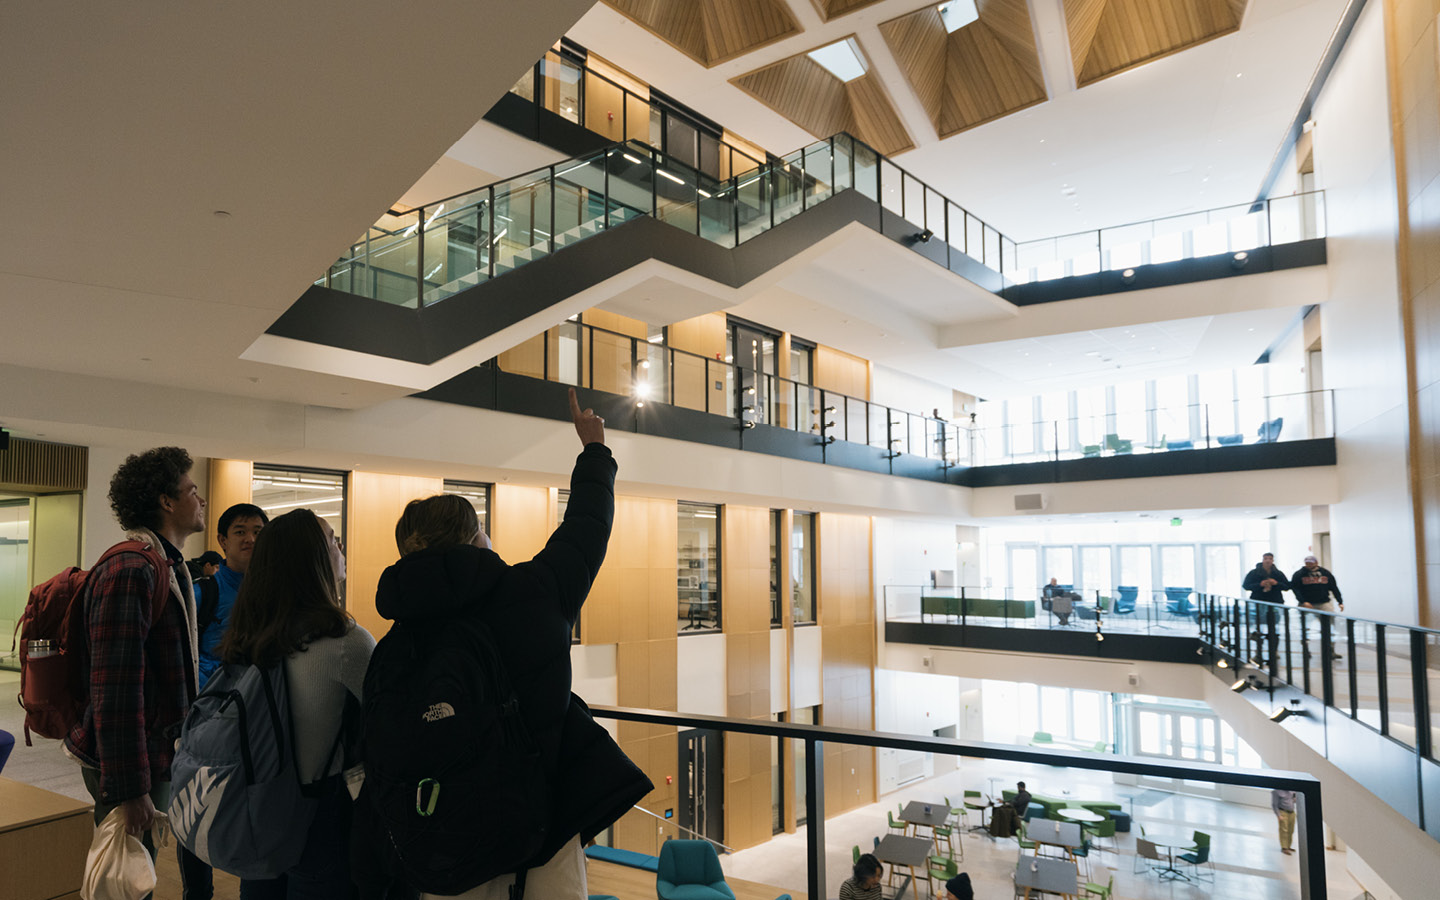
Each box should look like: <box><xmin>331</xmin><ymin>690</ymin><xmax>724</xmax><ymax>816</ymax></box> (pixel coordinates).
<box><xmin>917</xmin><ymin>228</ymin><xmax>934</xmax><ymax>243</ymax></box>
<box><xmin>1121</xmin><ymin>268</ymin><xmax>1136</xmax><ymax>285</ymax></box>
<box><xmin>1095</xmin><ymin>623</ymin><xmax>1104</xmax><ymax>642</ymax></box>
<box><xmin>1270</xmin><ymin>699</ymin><xmax>1305</xmax><ymax>723</ymax></box>
<box><xmin>1231</xmin><ymin>677</ymin><xmax>1254</xmax><ymax>693</ymax></box>
<box><xmin>1231</xmin><ymin>251</ymin><xmax>1249</xmax><ymax>269</ymax></box>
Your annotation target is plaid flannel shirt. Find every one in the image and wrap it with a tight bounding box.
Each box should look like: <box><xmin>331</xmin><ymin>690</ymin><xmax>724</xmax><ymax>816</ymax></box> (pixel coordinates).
<box><xmin>64</xmin><ymin>531</ymin><xmax>197</xmax><ymax>802</ymax></box>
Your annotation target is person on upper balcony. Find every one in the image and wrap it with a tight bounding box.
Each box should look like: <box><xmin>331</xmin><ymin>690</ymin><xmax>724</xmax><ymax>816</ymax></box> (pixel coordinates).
<box><xmin>1243</xmin><ymin>553</ymin><xmax>1290</xmax><ymax>603</ymax></box>
<box><xmin>1291</xmin><ymin>555</ymin><xmax>1342</xmax><ymax>613</ymax></box>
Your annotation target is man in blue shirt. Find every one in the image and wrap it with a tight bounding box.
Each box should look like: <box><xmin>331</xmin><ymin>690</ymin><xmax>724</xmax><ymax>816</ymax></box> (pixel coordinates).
<box><xmin>194</xmin><ymin>503</ymin><xmax>266</xmax><ymax>686</ymax></box>
<box><xmin>180</xmin><ymin>501</ymin><xmax>266</xmax><ymax>900</ymax></box>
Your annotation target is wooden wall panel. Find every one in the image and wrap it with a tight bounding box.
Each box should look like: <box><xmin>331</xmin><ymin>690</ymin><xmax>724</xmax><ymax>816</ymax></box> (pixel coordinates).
<box><xmin>346</xmin><ymin>472</ymin><xmax>445</xmax><ymax>639</ymax></box>
<box><xmin>722</xmin><ymin>505</ymin><xmax>773</xmax><ymax>850</ymax></box>
<box><xmin>814</xmin><ymin>344</ymin><xmax>870</xmax><ymax>400</ymax></box>
<box><xmin>1386</xmin><ymin>0</ymin><xmax>1440</xmax><ymax>621</ymax></box>
<box><xmin>490</xmin><ymin>484</ymin><xmax>551</xmax><ymax>564</ymax></box>
<box><xmin>817</xmin><ymin>512</ymin><xmax>874</xmax><ymax>815</ymax></box>
<box><xmin>584</xmin><ymin>495</ymin><xmax>677</xmax><ymax>645</ymax></box>
<box><xmin>497</xmin><ymin>332</ymin><xmax>549</xmax><ymax>380</ymax></box>
<box><xmin>205</xmin><ymin>459</ymin><xmax>253</xmax><ymax>554</ymax></box>
<box><xmin>668</xmin><ymin>313</ymin><xmax>728</xmax><ymax>413</ymax></box>
<box><xmin>0</xmin><ymin>438</ymin><xmax>87</xmax><ymax>493</ymax></box>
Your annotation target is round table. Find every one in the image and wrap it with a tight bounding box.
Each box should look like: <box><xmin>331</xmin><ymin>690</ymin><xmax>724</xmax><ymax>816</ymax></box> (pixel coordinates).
<box><xmin>1057</xmin><ymin>807</ymin><xmax>1105</xmax><ymax>823</ymax></box>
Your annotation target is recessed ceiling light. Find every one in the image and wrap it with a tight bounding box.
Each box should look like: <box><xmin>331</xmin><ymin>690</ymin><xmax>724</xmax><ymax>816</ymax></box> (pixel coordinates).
<box><xmin>938</xmin><ymin>1</ymin><xmax>979</xmax><ymax>33</ymax></box>
<box><xmin>213</xmin><ymin>210</ymin><xmax>231</xmax><ymax>219</ymax></box>
<box><xmin>807</xmin><ymin>37</ymin><xmax>867</xmax><ymax>82</ymax></box>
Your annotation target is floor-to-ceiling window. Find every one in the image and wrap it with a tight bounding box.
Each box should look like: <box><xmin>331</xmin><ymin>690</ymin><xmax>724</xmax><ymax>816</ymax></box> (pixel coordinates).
<box><xmin>252</xmin><ymin>466</ymin><xmax>348</xmax><ymax>602</ymax></box>
<box><xmin>678</xmin><ymin>501</ymin><xmax>720</xmax><ymax>633</ymax></box>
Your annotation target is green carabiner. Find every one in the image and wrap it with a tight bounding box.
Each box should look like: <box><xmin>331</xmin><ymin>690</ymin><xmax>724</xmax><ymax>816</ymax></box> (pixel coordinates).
<box><xmin>415</xmin><ymin>778</ymin><xmax>440</xmax><ymax>816</ymax></box>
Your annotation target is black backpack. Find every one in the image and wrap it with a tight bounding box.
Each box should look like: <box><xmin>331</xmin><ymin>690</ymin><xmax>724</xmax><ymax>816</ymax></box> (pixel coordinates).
<box><xmin>359</xmin><ymin>616</ymin><xmax>547</xmax><ymax>896</ymax></box>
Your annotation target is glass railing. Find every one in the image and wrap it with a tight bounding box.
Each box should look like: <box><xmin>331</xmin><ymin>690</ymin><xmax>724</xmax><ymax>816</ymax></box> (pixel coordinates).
<box><xmin>316</xmin><ymin>129</ymin><xmax>1327</xmax><ymax>311</ymax></box>
<box><xmin>509</xmin><ymin>49</ymin><xmax>766</xmax><ymax>182</ymax></box>
<box><xmin>314</xmin><ymin>132</ymin><xmax>1013</xmax><ymax>308</ymax></box>
<box><xmin>885</xmin><ymin>584</ymin><xmax>1212</xmax><ymax>637</ymax></box>
<box><xmin>589</xmin><ymin>706</ymin><xmax>1330</xmax><ymax>899</ymax></box>
<box><xmin>968</xmin><ymin>390</ymin><xmax>1335</xmax><ymax>466</ymax></box>
<box><xmin>1011</xmin><ymin>192</ymin><xmax>1327</xmax><ymax>284</ymax></box>
<box><xmin>494</xmin><ymin>318</ymin><xmax>967</xmax><ymax>465</ymax></box>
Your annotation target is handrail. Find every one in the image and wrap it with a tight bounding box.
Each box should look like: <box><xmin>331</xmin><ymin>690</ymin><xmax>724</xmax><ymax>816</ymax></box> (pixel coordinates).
<box><xmin>626</xmin><ymin>804</ymin><xmax>737</xmax><ymax>853</ymax></box>
<box><xmin>589</xmin><ymin>705</ymin><xmax>1329</xmax><ymax>900</ymax></box>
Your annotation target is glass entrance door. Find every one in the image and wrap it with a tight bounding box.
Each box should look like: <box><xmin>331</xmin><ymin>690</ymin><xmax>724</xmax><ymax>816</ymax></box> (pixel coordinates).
<box><xmin>1132</xmin><ymin>704</ymin><xmax>1223</xmax><ymax>797</ymax></box>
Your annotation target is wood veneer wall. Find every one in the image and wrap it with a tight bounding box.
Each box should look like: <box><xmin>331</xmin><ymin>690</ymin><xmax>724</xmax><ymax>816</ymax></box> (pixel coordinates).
<box><xmin>1384</xmin><ymin>0</ymin><xmax>1440</xmax><ymax>622</ymax></box>
<box><xmin>818</xmin><ymin>512</ymin><xmax>875</xmax><ymax>815</ymax></box>
<box><xmin>205</xmin><ymin>459</ymin><xmax>254</xmax><ymax>554</ymax></box>
<box><xmin>346</xmin><ymin>472</ymin><xmax>445</xmax><ymax>638</ymax></box>
<box><xmin>722</xmin><ymin>505</ymin><xmax>773</xmax><ymax>849</ymax></box>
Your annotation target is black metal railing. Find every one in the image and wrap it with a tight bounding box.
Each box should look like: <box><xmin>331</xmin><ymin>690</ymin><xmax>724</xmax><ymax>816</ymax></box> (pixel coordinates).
<box><xmin>590</xmin><ymin>706</ymin><xmax>1329</xmax><ymax>900</ymax></box>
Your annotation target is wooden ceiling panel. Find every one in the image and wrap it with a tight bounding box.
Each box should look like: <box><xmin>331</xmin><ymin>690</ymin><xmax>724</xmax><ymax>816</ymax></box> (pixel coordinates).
<box><xmin>703</xmin><ymin>0</ymin><xmax>802</xmax><ymax>65</ymax></box>
<box><xmin>846</xmin><ymin>75</ymin><xmax>914</xmax><ymax>156</ymax></box>
<box><xmin>732</xmin><ymin>56</ymin><xmax>851</xmax><ymax>138</ymax></box>
<box><xmin>976</xmin><ymin>0</ymin><xmax>1044</xmax><ymax>88</ymax></box>
<box><xmin>602</xmin><ymin>0</ymin><xmax>800</xmax><ymax>68</ymax></box>
<box><xmin>941</xmin><ymin>22</ymin><xmax>1047</xmax><ymax>135</ymax></box>
<box><xmin>809</xmin><ymin>0</ymin><xmax>888</xmax><ymax>22</ymax></box>
<box><xmin>1062</xmin><ymin>0</ymin><xmax>1109</xmax><ymax>77</ymax></box>
<box><xmin>877</xmin><ymin>9</ymin><xmax>948</xmax><ymax>123</ymax></box>
<box><xmin>880</xmin><ymin>2</ymin><xmax>1047</xmax><ymax>140</ymax></box>
<box><xmin>731</xmin><ymin>40</ymin><xmax>914</xmax><ymax>158</ymax></box>
<box><xmin>1069</xmin><ymin>0</ymin><xmax>1247</xmax><ymax>86</ymax></box>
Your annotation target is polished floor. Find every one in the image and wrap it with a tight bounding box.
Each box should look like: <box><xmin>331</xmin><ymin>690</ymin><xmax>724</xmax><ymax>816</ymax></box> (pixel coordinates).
<box><xmin>719</xmin><ymin>759</ymin><xmax>1367</xmax><ymax>900</ymax></box>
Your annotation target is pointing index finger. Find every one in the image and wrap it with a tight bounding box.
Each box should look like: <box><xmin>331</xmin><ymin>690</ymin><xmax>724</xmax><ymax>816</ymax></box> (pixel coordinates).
<box><xmin>568</xmin><ymin>386</ymin><xmax>582</xmax><ymax>420</ymax></box>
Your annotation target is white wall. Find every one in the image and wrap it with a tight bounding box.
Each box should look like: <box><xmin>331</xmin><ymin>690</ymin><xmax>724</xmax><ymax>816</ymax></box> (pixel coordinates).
<box><xmin>875</xmin><ymin>668</ymin><xmax>962</xmax><ymax>794</ymax></box>
<box><xmin>770</xmin><ymin>627</ymin><xmax>789</xmax><ymax>714</ymax></box>
<box><xmin>873</xmin><ymin>515</ymin><xmax>960</xmax><ymax>619</ymax></box>
<box><xmin>82</xmin><ymin>445</ymin><xmax>209</xmax><ymax>565</ymax></box>
<box><xmin>1310</xmin><ymin>0</ymin><xmax>1419</xmax><ymax>624</ymax></box>
<box><xmin>573</xmin><ymin>643</ymin><xmax>619</xmax><ymax>739</ymax></box>
<box><xmin>870</xmin><ymin>365</ymin><xmax>956</xmax><ymax>422</ymax></box>
<box><xmin>792</xmin><ymin>625</ymin><xmax>822</xmax><ymax>709</ymax></box>
<box><xmin>675</xmin><ymin>632</ymin><xmax>727</xmax><ymax>715</ymax></box>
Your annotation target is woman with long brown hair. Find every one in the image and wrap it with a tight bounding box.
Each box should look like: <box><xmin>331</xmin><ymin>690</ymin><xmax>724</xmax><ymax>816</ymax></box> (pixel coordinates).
<box><xmin>219</xmin><ymin>507</ymin><xmax>374</xmax><ymax>900</ymax></box>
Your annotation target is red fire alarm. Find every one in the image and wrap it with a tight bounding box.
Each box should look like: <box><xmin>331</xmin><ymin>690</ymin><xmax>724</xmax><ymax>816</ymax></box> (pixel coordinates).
<box><xmin>665</xmin><ymin>775</ymin><xmax>673</xmax><ymax>785</ymax></box>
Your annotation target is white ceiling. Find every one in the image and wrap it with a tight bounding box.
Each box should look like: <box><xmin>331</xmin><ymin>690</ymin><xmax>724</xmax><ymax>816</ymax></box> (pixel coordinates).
<box><xmin>565</xmin><ymin>0</ymin><xmax>1348</xmax><ymax>238</ymax></box>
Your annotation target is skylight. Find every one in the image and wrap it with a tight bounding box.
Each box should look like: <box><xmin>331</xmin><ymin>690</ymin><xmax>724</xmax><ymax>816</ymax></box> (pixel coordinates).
<box><xmin>938</xmin><ymin>0</ymin><xmax>979</xmax><ymax>33</ymax></box>
<box><xmin>807</xmin><ymin>38</ymin><xmax>867</xmax><ymax>83</ymax></box>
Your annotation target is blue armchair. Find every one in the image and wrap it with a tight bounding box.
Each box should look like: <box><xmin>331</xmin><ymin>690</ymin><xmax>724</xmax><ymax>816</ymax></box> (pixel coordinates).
<box><xmin>1113</xmin><ymin>586</ymin><xmax>1138</xmax><ymax>614</ymax></box>
<box><xmin>1258</xmin><ymin>417</ymin><xmax>1284</xmax><ymax>442</ymax></box>
<box><xmin>1164</xmin><ymin>587</ymin><xmax>1195</xmax><ymax>617</ymax></box>
<box><xmin>657</xmin><ymin>840</ymin><xmax>735</xmax><ymax>900</ymax></box>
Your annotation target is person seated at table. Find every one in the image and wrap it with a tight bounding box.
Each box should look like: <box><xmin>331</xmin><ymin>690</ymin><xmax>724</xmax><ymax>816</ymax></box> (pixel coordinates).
<box><xmin>839</xmin><ymin>853</ymin><xmax>884</xmax><ymax>900</ymax></box>
<box><xmin>944</xmin><ymin>872</ymin><xmax>974</xmax><ymax>900</ymax></box>
<box><xmin>1012</xmin><ymin>781</ymin><xmax>1033</xmax><ymax>815</ymax></box>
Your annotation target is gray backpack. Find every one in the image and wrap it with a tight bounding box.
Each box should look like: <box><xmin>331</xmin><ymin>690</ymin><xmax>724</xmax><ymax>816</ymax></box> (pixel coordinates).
<box><xmin>168</xmin><ymin>660</ymin><xmax>339</xmax><ymax>878</ymax></box>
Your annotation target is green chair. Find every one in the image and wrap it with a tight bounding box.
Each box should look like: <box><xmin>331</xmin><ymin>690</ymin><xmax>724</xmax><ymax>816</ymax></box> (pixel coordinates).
<box><xmin>1031</xmin><ymin>731</ymin><xmax>1055</xmax><ymax>745</ymax></box>
<box><xmin>927</xmin><ymin>855</ymin><xmax>959</xmax><ymax>895</ymax></box>
<box><xmin>1081</xmin><ymin>869</ymin><xmax>1114</xmax><ymax>899</ymax></box>
<box><xmin>1084</xmin><ymin>816</ymin><xmax>1116</xmax><ymax>853</ymax></box>
<box><xmin>1104</xmin><ymin>434</ymin><xmax>1133</xmax><ymax>454</ymax></box>
<box><xmin>888</xmin><ymin>809</ymin><xmax>909</xmax><ymax>835</ymax></box>
<box><xmin>1082</xmin><ymin>443</ymin><xmax>1102</xmax><ymax>458</ymax></box>
<box><xmin>963</xmin><ymin>789</ymin><xmax>988</xmax><ymax>832</ymax></box>
<box><xmin>933</xmin><ymin>823</ymin><xmax>961</xmax><ymax>861</ymax></box>
<box><xmin>1016</xmin><ymin>822</ymin><xmax>1037</xmax><ymax>853</ymax></box>
<box><xmin>1179</xmin><ymin>835</ymin><xmax>1215</xmax><ymax>882</ymax></box>
<box><xmin>852</xmin><ymin>844</ymin><xmax>861</xmax><ymax>864</ymax></box>
<box><xmin>656</xmin><ymin>839</ymin><xmax>736</xmax><ymax>900</ymax></box>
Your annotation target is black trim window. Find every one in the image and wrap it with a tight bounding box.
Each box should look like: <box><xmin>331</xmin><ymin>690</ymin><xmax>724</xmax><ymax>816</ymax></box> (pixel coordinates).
<box><xmin>791</xmin><ymin>512</ymin><xmax>816</xmax><ymax>625</ymax></box>
<box><xmin>443</xmin><ymin>479</ymin><xmax>491</xmax><ymax>538</ymax></box>
<box><xmin>678</xmin><ymin>501</ymin><xmax>721</xmax><ymax>633</ymax></box>
<box><xmin>252</xmin><ymin>465</ymin><xmax>348</xmax><ymax>605</ymax></box>
<box><xmin>770</xmin><ymin>510</ymin><xmax>783</xmax><ymax>628</ymax></box>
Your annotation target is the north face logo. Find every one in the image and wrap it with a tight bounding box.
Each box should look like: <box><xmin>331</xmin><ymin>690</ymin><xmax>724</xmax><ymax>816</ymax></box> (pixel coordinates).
<box><xmin>423</xmin><ymin>702</ymin><xmax>456</xmax><ymax>722</ymax></box>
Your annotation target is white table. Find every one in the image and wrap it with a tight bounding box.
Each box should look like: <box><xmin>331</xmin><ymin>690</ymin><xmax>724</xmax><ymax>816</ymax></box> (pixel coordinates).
<box><xmin>1057</xmin><ymin>807</ymin><xmax>1105</xmax><ymax>824</ymax></box>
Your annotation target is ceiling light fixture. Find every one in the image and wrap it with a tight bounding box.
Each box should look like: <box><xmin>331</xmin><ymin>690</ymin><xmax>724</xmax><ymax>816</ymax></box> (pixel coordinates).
<box><xmin>807</xmin><ymin>37</ymin><xmax>868</xmax><ymax>82</ymax></box>
<box><xmin>657</xmin><ymin>169</ymin><xmax>685</xmax><ymax>186</ymax></box>
<box><xmin>622</xmin><ymin>153</ymin><xmax>644</xmax><ymax>165</ymax></box>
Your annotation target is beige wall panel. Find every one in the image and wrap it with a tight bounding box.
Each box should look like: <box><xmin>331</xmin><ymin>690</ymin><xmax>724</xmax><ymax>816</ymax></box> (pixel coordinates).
<box><xmin>814</xmin><ymin>345</ymin><xmax>870</xmax><ymax>400</ymax></box>
<box><xmin>347</xmin><ymin>472</ymin><xmax>444</xmax><ymax>639</ymax></box>
<box><xmin>817</xmin><ymin>511</ymin><xmax>875</xmax><ymax>814</ymax></box>
<box><xmin>490</xmin><ymin>484</ymin><xmax>551</xmax><ymax>564</ymax></box>
<box><xmin>497</xmin><ymin>333</ymin><xmax>548</xmax><ymax>380</ymax></box>
<box><xmin>31</xmin><ymin>493</ymin><xmax>82</xmax><ymax>586</ymax></box>
<box><xmin>205</xmin><ymin>459</ymin><xmax>254</xmax><ymax>553</ymax></box>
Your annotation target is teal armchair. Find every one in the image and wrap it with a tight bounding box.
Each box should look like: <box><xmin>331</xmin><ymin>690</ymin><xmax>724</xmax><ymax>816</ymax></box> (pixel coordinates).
<box><xmin>657</xmin><ymin>840</ymin><xmax>736</xmax><ymax>900</ymax></box>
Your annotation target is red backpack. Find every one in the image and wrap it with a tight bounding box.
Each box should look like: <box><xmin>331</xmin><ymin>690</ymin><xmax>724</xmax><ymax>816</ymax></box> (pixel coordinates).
<box><xmin>12</xmin><ymin>540</ymin><xmax>172</xmax><ymax>746</ymax></box>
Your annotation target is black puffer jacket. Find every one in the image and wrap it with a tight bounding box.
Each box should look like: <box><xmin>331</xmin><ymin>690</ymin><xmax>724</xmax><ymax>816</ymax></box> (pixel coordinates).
<box><xmin>365</xmin><ymin>444</ymin><xmax>651</xmax><ymax>882</ymax></box>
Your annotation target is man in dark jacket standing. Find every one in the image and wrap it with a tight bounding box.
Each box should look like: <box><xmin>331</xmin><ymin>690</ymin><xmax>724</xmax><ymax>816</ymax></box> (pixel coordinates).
<box><xmin>1291</xmin><ymin>555</ymin><xmax>1342</xmax><ymax>612</ymax></box>
<box><xmin>355</xmin><ymin>389</ymin><xmax>652</xmax><ymax>899</ymax></box>
<box><xmin>65</xmin><ymin>447</ymin><xmax>204</xmax><ymax>868</ymax></box>
<box><xmin>1243</xmin><ymin>553</ymin><xmax>1289</xmax><ymax>667</ymax></box>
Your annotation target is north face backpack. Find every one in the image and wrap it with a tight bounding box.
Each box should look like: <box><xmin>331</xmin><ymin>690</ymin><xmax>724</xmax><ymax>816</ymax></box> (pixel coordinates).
<box><xmin>168</xmin><ymin>660</ymin><xmax>340</xmax><ymax>879</ymax></box>
<box><xmin>12</xmin><ymin>541</ymin><xmax>170</xmax><ymax>745</ymax></box>
<box><xmin>359</xmin><ymin>616</ymin><xmax>547</xmax><ymax>895</ymax></box>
